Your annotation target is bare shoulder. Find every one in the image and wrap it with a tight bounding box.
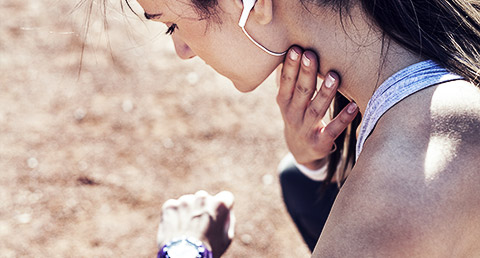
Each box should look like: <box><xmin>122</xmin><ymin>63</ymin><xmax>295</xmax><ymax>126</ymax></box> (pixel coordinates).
<box><xmin>312</xmin><ymin>81</ymin><xmax>480</xmax><ymax>257</ymax></box>
<box><xmin>364</xmin><ymin>80</ymin><xmax>480</xmax><ymax>171</ymax></box>
<box><xmin>428</xmin><ymin>80</ymin><xmax>480</xmax><ymax>135</ymax></box>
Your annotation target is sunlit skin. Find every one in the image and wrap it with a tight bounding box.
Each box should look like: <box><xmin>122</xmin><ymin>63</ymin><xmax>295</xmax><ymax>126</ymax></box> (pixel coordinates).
<box><xmin>136</xmin><ymin>0</ymin><xmax>423</xmax><ymax>115</ymax></box>
<box><xmin>136</xmin><ymin>0</ymin><xmax>480</xmax><ymax>256</ymax></box>
<box><xmin>137</xmin><ymin>0</ymin><xmax>288</xmax><ymax>92</ymax></box>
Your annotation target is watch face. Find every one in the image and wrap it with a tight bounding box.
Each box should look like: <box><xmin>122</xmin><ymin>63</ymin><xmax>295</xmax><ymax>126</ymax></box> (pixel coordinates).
<box><xmin>159</xmin><ymin>238</ymin><xmax>211</xmax><ymax>258</ymax></box>
<box><xmin>166</xmin><ymin>240</ymin><xmax>200</xmax><ymax>258</ymax></box>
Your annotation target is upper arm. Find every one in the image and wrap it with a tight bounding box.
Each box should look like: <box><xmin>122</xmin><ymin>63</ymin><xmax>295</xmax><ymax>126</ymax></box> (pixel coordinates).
<box><xmin>312</xmin><ymin>82</ymin><xmax>480</xmax><ymax>257</ymax></box>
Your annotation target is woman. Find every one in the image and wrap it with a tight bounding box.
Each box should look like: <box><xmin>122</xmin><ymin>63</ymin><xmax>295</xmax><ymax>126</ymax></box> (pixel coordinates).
<box><xmin>125</xmin><ymin>0</ymin><xmax>480</xmax><ymax>256</ymax></box>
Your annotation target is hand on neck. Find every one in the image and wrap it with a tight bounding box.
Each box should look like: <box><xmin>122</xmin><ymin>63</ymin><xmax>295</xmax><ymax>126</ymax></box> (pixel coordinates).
<box><xmin>279</xmin><ymin>2</ymin><xmax>423</xmax><ymax>115</ymax></box>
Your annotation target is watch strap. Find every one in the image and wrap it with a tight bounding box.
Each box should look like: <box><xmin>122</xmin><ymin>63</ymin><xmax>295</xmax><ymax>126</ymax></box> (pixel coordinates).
<box><xmin>158</xmin><ymin>237</ymin><xmax>213</xmax><ymax>258</ymax></box>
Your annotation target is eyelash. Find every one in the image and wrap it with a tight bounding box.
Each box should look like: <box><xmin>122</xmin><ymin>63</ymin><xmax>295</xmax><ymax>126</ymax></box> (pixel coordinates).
<box><xmin>166</xmin><ymin>24</ymin><xmax>178</xmax><ymax>35</ymax></box>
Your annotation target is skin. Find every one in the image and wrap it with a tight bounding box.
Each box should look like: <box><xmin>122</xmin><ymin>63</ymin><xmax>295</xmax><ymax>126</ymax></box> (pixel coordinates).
<box><xmin>280</xmin><ymin>46</ymin><xmax>480</xmax><ymax>257</ymax></box>
<box><xmin>138</xmin><ymin>0</ymin><xmax>480</xmax><ymax>256</ymax></box>
<box><xmin>277</xmin><ymin>45</ymin><xmax>480</xmax><ymax>257</ymax></box>
<box><xmin>314</xmin><ymin>79</ymin><xmax>480</xmax><ymax>257</ymax></box>
<box><xmin>277</xmin><ymin>47</ymin><xmax>359</xmax><ymax>169</ymax></box>
<box><xmin>136</xmin><ymin>0</ymin><xmax>289</xmax><ymax>92</ymax></box>
<box><xmin>158</xmin><ymin>191</ymin><xmax>235</xmax><ymax>258</ymax></box>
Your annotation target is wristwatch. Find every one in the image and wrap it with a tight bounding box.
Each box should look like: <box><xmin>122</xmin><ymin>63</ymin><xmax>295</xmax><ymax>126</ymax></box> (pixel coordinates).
<box><xmin>158</xmin><ymin>237</ymin><xmax>213</xmax><ymax>258</ymax></box>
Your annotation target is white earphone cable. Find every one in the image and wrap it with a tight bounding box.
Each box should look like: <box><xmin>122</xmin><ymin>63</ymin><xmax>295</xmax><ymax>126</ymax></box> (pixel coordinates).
<box><xmin>241</xmin><ymin>26</ymin><xmax>287</xmax><ymax>57</ymax></box>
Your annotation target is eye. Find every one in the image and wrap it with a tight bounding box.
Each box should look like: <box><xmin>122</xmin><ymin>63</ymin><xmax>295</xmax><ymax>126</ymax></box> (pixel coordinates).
<box><xmin>166</xmin><ymin>24</ymin><xmax>178</xmax><ymax>35</ymax></box>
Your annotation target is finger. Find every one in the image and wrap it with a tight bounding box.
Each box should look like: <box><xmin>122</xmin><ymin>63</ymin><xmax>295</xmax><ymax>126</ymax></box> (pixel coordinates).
<box><xmin>178</xmin><ymin>194</ymin><xmax>195</xmax><ymax>230</ymax></box>
<box><xmin>288</xmin><ymin>51</ymin><xmax>319</xmax><ymax>124</ymax></box>
<box><xmin>178</xmin><ymin>194</ymin><xmax>195</xmax><ymax>212</ymax></box>
<box><xmin>213</xmin><ymin>191</ymin><xmax>234</xmax><ymax>238</ymax></box>
<box><xmin>157</xmin><ymin>222</ymin><xmax>167</xmax><ymax>248</ymax></box>
<box><xmin>158</xmin><ymin>199</ymin><xmax>180</xmax><ymax>246</ymax></box>
<box><xmin>195</xmin><ymin>190</ymin><xmax>209</xmax><ymax>196</ymax></box>
<box><xmin>191</xmin><ymin>191</ymin><xmax>211</xmax><ymax>233</ymax></box>
<box><xmin>276</xmin><ymin>47</ymin><xmax>302</xmax><ymax>112</ymax></box>
<box><xmin>321</xmin><ymin>102</ymin><xmax>359</xmax><ymax>141</ymax></box>
<box><xmin>193</xmin><ymin>190</ymin><xmax>209</xmax><ymax>210</ymax></box>
<box><xmin>209</xmin><ymin>199</ymin><xmax>232</xmax><ymax>239</ymax></box>
<box><xmin>214</xmin><ymin>191</ymin><xmax>234</xmax><ymax>209</ymax></box>
<box><xmin>226</xmin><ymin>211</ymin><xmax>235</xmax><ymax>240</ymax></box>
<box><xmin>189</xmin><ymin>193</ymin><xmax>212</xmax><ymax>239</ymax></box>
<box><xmin>304</xmin><ymin>72</ymin><xmax>339</xmax><ymax>127</ymax></box>
<box><xmin>275</xmin><ymin>63</ymin><xmax>283</xmax><ymax>86</ymax></box>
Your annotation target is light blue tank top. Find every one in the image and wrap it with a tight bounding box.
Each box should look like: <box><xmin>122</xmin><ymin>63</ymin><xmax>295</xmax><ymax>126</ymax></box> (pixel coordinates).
<box><xmin>355</xmin><ymin>60</ymin><xmax>464</xmax><ymax>160</ymax></box>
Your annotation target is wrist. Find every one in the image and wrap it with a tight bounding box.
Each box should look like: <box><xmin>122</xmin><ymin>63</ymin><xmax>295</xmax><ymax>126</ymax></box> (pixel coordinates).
<box><xmin>301</xmin><ymin>157</ymin><xmax>329</xmax><ymax>170</ymax></box>
<box><xmin>292</xmin><ymin>155</ymin><xmax>330</xmax><ymax>181</ymax></box>
<box><xmin>158</xmin><ymin>237</ymin><xmax>213</xmax><ymax>258</ymax></box>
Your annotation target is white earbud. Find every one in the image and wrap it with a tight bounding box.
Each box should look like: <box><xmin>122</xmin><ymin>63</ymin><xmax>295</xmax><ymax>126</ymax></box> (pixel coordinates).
<box><xmin>238</xmin><ymin>0</ymin><xmax>287</xmax><ymax>56</ymax></box>
<box><xmin>238</xmin><ymin>0</ymin><xmax>256</xmax><ymax>27</ymax></box>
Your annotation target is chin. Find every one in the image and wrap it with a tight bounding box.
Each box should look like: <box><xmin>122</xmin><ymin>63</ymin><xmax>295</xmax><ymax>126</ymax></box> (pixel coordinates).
<box><xmin>231</xmin><ymin>80</ymin><xmax>261</xmax><ymax>93</ymax></box>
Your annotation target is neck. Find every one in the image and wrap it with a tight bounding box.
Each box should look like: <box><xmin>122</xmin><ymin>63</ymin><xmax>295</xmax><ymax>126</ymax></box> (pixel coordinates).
<box><xmin>282</xmin><ymin>3</ymin><xmax>423</xmax><ymax>115</ymax></box>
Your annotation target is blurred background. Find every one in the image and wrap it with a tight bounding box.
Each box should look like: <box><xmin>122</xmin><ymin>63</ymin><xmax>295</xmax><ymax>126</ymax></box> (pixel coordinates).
<box><xmin>0</xmin><ymin>0</ymin><xmax>311</xmax><ymax>257</ymax></box>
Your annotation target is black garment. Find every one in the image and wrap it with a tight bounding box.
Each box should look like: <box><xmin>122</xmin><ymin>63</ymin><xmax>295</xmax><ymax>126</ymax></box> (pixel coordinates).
<box><xmin>278</xmin><ymin>157</ymin><xmax>339</xmax><ymax>252</ymax></box>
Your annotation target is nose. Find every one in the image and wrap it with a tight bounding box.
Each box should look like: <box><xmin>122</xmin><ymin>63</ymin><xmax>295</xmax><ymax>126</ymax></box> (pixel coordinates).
<box><xmin>171</xmin><ymin>34</ymin><xmax>196</xmax><ymax>60</ymax></box>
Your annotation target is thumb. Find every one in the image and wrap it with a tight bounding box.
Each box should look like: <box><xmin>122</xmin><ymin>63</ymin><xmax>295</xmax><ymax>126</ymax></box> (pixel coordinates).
<box><xmin>214</xmin><ymin>191</ymin><xmax>235</xmax><ymax>239</ymax></box>
<box><xmin>215</xmin><ymin>191</ymin><xmax>234</xmax><ymax>209</ymax></box>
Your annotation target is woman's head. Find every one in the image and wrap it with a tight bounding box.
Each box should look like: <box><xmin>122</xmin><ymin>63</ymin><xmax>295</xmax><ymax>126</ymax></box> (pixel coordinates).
<box><xmin>135</xmin><ymin>0</ymin><xmax>292</xmax><ymax>92</ymax></box>
<box><xmin>94</xmin><ymin>0</ymin><xmax>480</xmax><ymax>187</ymax></box>
<box><xmin>133</xmin><ymin>0</ymin><xmax>480</xmax><ymax>93</ymax></box>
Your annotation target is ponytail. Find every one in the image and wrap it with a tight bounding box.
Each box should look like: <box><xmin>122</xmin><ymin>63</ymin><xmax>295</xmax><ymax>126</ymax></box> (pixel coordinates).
<box><xmin>316</xmin><ymin>0</ymin><xmax>480</xmax><ymax>188</ymax></box>
<box><xmin>361</xmin><ymin>0</ymin><xmax>480</xmax><ymax>85</ymax></box>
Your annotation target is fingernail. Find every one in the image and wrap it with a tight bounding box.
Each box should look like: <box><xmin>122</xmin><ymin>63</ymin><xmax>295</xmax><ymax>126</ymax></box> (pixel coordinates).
<box><xmin>289</xmin><ymin>49</ymin><xmax>299</xmax><ymax>61</ymax></box>
<box><xmin>302</xmin><ymin>53</ymin><xmax>311</xmax><ymax>67</ymax></box>
<box><xmin>325</xmin><ymin>73</ymin><xmax>336</xmax><ymax>88</ymax></box>
<box><xmin>347</xmin><ymin>102</ymin><xmax>358</xmax><ymax>114</ymax></box>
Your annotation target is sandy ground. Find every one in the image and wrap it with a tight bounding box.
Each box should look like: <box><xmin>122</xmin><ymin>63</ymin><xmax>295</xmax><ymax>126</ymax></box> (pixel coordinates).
<box><xmin>0</xmin><ymin>0</ymin><xmax>311</xmax><ymax>257</ymax></box>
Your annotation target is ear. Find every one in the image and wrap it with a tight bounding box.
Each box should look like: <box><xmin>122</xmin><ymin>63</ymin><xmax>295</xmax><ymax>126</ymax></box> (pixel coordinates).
<box><xmin>234</xmin><ymin>0</ymin><xmax>244</xmax><ymax>10</ymax></box>
<box><xmin>234</xmin><ymin>0</ymin><xmax>273</xmax><ymax>25</ymax></box>
<box><xmin>252</xmin><ymin>0</ymin><xmax>273</xmax><ymax>25</ymax></box>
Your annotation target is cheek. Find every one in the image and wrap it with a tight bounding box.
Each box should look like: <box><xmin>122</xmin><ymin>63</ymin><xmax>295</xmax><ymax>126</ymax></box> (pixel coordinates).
<box><xmin>212</xmin><ymin>55</ymin><xmax>283</xmax><ymax>92</ymax></box>
<box><xmin>181</xmin><ymin>24</ymin><xmax>283</xmax><ymax>91</ymax></box>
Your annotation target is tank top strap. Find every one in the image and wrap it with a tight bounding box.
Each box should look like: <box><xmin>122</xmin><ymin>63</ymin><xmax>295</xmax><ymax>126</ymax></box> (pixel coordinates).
<box><xmin>356</xmin><ymin>60</ymin><xmax>464</xmax><ymax>161</ymax></box>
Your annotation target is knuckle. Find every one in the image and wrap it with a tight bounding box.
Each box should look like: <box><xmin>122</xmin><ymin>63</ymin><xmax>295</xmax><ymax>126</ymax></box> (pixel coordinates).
<box><xmin>339</xmin><ymin>115</ymin><xmax>351</xmax><ymax>124</ymax></box>
<box><xmin>162</xmin><ymin>199</ymin><xmax>179</xmax><ymax>211</ymax></box>
<box><xmin>195</xmin><ymin>195</ymin><xmax>208</xmax><ymax>207</ymax></box>
<box><xmin>179</xmin><ymin>200</ymin><xmax>189</xmax><ymax>208</ymax></box>
<box><xmin>339</xmin><ymin>111</ymin><xmax>354</xmax><ymax>124</ymax></box>
<box><xmin>301</xmin><ymin>64</ymin><xmax>314</xmax><ymax>75</ymax></box>
<box><xmin>323</xmin><ymin>126</ymin><xmax>337</xmax><ymax>139</ymax></box>
<box><xmin>308</xmin><ymin>105</ymin><xmax>321</xmax><ymax>117</ymax></box>
<box><xmin>281</xmin><ymin>73</ymin><xmax>295</xmax><ymax>83</ymax></box>
<box><xmin>178</xmin><ymin>194</ymin><xmax>194</xmax><ymax>206</ymax></box>
<box><xmin>295</xmin><ymin>83</ymin><xmax>313</xmax><ymax>95</ymax></box>
<box><xmin>317</xmin><ymin>88</ymin><xmax>330</xmax><ymax>99</ymax></box>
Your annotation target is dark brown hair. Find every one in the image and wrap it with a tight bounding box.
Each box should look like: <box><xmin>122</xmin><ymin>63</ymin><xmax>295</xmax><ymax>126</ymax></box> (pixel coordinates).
<box><xmin>306</xmin><ymin>0</ymin><xmax>480</xmax><ymax>187</ymax></box>
<box><xmin>185</xmin><ymin>0</ymin><xmax>480</xmax><ymax>85</ymax></box>
<box><xmin>115</xmin><ymin>0</ymin><xmax>480</xmax><ymax>187</ymax></box>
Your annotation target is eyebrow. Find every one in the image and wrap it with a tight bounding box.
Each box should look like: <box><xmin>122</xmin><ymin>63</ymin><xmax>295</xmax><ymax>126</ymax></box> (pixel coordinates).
<box><xmin>144</xmin><ymin>12</ymin><xmax>163</xmax><ymax>20</ymax></box>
